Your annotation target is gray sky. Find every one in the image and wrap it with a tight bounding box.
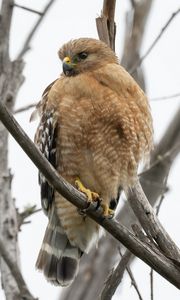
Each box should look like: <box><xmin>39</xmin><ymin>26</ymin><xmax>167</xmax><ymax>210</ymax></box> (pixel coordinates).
<box><xmin>1</xmin><ymin>0</ymin><xmax>180</xmax><ymax>299</ymax></box>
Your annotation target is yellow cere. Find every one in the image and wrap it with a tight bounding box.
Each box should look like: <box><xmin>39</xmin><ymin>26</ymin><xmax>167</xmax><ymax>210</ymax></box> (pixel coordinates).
<box><xmin>63</xmin><ymin>56</ymin><xmax>71</xmax><ymax>63</ymax></box>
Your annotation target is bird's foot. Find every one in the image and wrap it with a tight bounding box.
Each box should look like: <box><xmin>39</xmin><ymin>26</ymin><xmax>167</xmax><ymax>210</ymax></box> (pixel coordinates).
<box><xmin>101</xmin><ymin>203</ymin><xmax>115</xmax><ymax>219</ymax></box>
<box><xmin>75</xmin><ymin>178</ymin><xmax>114</xmax><ymax>218</ymax></box>
<box><xmin>75</xmin><ymin>178</ymin><xmax>100</xmax><ymax>203</ymax></box>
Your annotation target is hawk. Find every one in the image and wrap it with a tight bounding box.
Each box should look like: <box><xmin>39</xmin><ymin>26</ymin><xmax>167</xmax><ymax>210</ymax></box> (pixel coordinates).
<box><xmin>33</xmin><ymin>38</ymin><xmax>153</xmax><ymax>286</ymax></box>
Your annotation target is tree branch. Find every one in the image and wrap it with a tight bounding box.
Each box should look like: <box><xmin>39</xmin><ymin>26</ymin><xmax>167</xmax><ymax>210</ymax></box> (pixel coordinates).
<box><xmin>13</xmin><ymin>4</ymin><xmax>43</xmax><ymax>16</ymax></box>
<box><xmin>150</xmin><ymin>92</ymin><xmax>180</xmax><ymax>101</ymax></box>
<box><xmin>16</xmin><ymin>205</ymin><xmax>41</xmax><ymax>230</ymax></box>
<box><xmin>127</xmin><ymin>180</ymin><xmax>180</xmax><ymax>260</ymax></box>
<box><xmin>130</xmin><ymin>8</ymin><xmax>180</xmax><ymax>75</ymax></box>
<box><xmin>96</xmin><ymin>0</ymin><xmax>116</xmax><ymax>50</ymax></box>
<box><xmin>121</xmin><ymin>0</ymin><xmax>153</xmax><ymax>89</ymax></box>
<box><xmin>123</xmin><ymin>253</ymin><xmax>144</xmax><ymax>300</ymax></box>
<box><xmin>17</xmin><ymin>0</ymin><xmax>57</xmax><ymax>60</ymax></box>
<box><xmin>100</xmin><ymin>250</ymin><xmax>133</xmax><ymax>300</ymax></box>
<box><xmin>0</xmin><ymin>0</ymin><xmax>14</xmax><ymax>62</ymax></box>
<box><xmin>0</xmin><ymin>1</ymin><xmax>56</xmax><ymax>298</ymax></box>
<box><xmin>0</xmin><ymin>237</ymin><xmax>37</xmax><ymax>300</ymax></box>
<box><xmin>1</xmin><ymin>101</ymin><xmax>180</xmax><ymax>289</ymax></box>
<box><xmin>150</xmin><ymin>173</ymin><xmax>168</xmax><ymax>300</ymax></box>
<box><xmin>14</xmin><ymin>103</ymin><xmax>36</xmax><ymax>115</ymax></box>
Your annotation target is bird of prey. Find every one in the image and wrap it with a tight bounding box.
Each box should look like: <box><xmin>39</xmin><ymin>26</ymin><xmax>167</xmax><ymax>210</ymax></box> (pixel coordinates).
<box><xmin>33</xmin><ymin>38</ymin><xmax>153</xmax><ymax>286</ymax></box>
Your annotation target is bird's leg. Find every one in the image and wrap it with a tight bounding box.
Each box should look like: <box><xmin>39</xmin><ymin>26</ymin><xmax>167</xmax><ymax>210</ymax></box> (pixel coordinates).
<box><xmin>101</xmin><ymin>203</ymin><xmax>115</xmax><ymax>218</ymax></box>
<box><xmin>75</xmin><ymin>178</ymin><xmax>100</xmax><ymax>203</ymax></box>
<box><xmin>75</xmin><ymin>178</ymin><xmax>114</xmax><ymax>218</ymax></box>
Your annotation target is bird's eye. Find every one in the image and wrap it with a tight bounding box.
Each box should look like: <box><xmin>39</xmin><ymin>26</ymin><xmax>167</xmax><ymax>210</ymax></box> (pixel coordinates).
<box><xmin>78</xmin><ymin>52</ymin><xmax>88</xmax><ymax>60</ymax></box>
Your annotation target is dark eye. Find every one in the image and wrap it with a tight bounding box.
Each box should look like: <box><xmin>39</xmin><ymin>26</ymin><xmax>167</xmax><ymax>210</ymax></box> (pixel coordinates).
<box><xmin>78</xmin><ymin>52</ymin><xmax>88</xmax><ymax>60</ymax></box>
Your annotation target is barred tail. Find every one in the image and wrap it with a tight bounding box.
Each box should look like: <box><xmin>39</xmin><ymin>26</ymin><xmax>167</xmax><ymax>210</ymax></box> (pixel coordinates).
<box><xmin>36</xmin><ymin>209</ymin><xmax>82</xmax><ymax>286</ymax></box>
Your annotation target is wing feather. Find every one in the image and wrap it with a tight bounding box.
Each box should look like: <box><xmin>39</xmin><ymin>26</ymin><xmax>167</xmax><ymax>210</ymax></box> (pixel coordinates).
<box><xmin>34</xmin><ymin>81</ymin><xmax>58</xmax><ymax>215</ymax></box>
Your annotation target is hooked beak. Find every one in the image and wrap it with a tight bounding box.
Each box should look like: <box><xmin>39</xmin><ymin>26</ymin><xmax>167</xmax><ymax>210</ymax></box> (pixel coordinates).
<box><xmin>63</xmin><ymin>57</ymin><xmax>75</xmax><ymax>76</ymax></box>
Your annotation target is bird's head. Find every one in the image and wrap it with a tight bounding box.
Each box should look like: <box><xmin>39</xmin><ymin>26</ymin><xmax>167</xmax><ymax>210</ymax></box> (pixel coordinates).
<box><xmin>58</xmin><ymin>38</ymin><xmax>118</xmax><ymax>77</ymax></box>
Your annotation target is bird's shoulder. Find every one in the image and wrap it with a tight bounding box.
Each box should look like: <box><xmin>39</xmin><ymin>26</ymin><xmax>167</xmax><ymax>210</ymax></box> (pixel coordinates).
<box><xmin>93</xmin><ymin>63</ymin><xmax>145</xmax><ymax>99</ymax></box>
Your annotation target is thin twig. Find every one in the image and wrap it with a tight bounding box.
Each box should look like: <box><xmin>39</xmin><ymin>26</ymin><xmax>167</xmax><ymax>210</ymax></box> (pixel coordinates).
<box><xmin>1</xmin><ymin>100</ymin><xmax>180</xmax><ymax>288</ymax></box>
<box><xmin>13</xmin><ymin>3</ymin><xmax>43</xmax><ymax>16</ymax></box>
<box><xmin>14</xmin><ymin>103</ymin><xmax>36</xmax><ymax>114</ymax></box>
<box><xmin>0</xmin><ymin>237</ymin><xmax>37</xmax><ymax>300</ymax></box>
<box><xmin>150</xmin><ymin>92</ymin><xmax>180</xmax><ymax>101</ymax></box>
<box><xmin>150</xmin><ymin>268</ymin><xmax>154</xmax><ymax>300</ymax></box>
<box><xmin>139</xmin><ymin>142</ymin><xmax>180</xmax><ymax>177</ymax></box>
<box><xmin>17</xmin><ymin>0</ymin><xmax>57</xmax><ymax>59</ymax></box>
<box><xmin>155</xmin><ymin>180</ymin><xmax>168</xmax><ymax>216</ymax></box>
<box><xmin>130</xmin><ymin>8</ymin><xmax>180</xmax><ymax>75</ymax></box>
<box><xmin>150</xmin><ymin>174</ymin><xmax>169</xmax><ymax>300</ymax></box>
<box><xmin>119</xmin><ymin>249</ymin><xmax>144</xmax><ymax>300</ymax></box>
<box><xmin>17</xmin><ymin>205</ymin><xmax>41</xmax><ymax>230</ymax></box>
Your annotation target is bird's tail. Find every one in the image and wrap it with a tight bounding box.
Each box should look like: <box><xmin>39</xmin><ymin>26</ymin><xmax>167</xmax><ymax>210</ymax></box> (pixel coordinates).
<box><xmin>36</xmin><ymin>206</ymin><xmax>82</xmax><ymax>286</ymax></box>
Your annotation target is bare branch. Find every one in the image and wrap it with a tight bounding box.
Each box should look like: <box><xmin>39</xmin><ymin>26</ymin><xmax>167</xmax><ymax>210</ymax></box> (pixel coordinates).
<box><xmin>121</xmin><ymin>0</ymin><xmax>153</xmax><ymax>89</ymax></box>
<box><xmin>150</xmin><ymin>268</ymin><xmax>154</xmax><ymax>300</ymax></box>
<box><xmin>101</xmin><ymin>247</ymin><xmax>143</xmax><ymax>300</ymax></box>
<box><xmin>100</xmin><ymin>250</ymin><xmax>132</xmax><ymax>300</ymax></box>
<box><xmin>96</xmin><ymin>0</ymin><xmax>116</xmax><ymax>50</ymax></box>
<box><xmin>127</xmin><ymin>180</ymin><xmax>180</xmax><ymax>260</ymax></box>
<box><xmin>0</xmin><ymin>237</ymin><xmax>37</xmax><ymax>300</ymax></box>
<box><xmin>17</xmin><ymin>205</ymin><xmax>41</xmax><ymax>230</ymax></box>
<box><xmin>150</xmin><ymin>172</ymin><xmax>169</xmax><ymax>300</ymax></box>
<box><xmin>0</xmin><ymin>0</ymin><xmax>14</xmax><ymax>60</ymax></box>
<box><xmin>17</xmin><ymin>0</ymin><xmax>57</xmax><ymax>59</ymax></box>
<box><xmin>14</xmin><ymin>103</ymin><xmax>36</xmax><ymax>114</ymax></box>
<box><xmin>130</xmin><ymin>8</ymin><xmax>180</xmax><ymax>75</ymax></box>
<box><xmin>139</xmin><ymin>142</ymin><xmax>180</xmax><ymax>177</ymax></box>
<box><xmin>13</xmin><ymin>4</ymin><xmax>43</xmax><ymax>16</ymax></box>
<box><xmin>150</xmin><ymin>92</ymin><xmax>180</xmax><ymax>101</ymax></box>
<box><xmin>119</xmin><ymin>249</ymin><xmax>144</xmax><ymax>300</ymax></box>
<box><xmin>1</xmin><ymin>101</ymin><xmax>180</xmax><ymax>289</ymax></box>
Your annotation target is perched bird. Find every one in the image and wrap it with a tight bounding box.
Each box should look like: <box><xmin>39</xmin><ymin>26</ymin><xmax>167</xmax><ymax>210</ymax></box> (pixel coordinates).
<box><xmin>33</xmin><ymin>38</ymin><xmax>153</xmax><ymax>286</ymax></box>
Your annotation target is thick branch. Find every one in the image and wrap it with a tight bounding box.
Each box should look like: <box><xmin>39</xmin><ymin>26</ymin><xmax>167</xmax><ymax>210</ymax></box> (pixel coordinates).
<box><xmin>127</xmin><ymin>180</ymin><xmax>180</xmax><ymax>260</ymax></box>
<box><xmin>17</xmin><ymin>0</ymin><xmax>56</xmax><ymax>59</ymax></box>
<box><xmin>1</xmin><ymin>101</ymin><xmax>180</xmax><ymax>289</ymax></box>
<box><xmin>0</xmin><ymin>0</ymin><xmax>14</xmax><ymax>62</ymax></box>
<box><xmin>100</xmin><ymin>250</ymin><xmax>133</xmax><ymax>300</ymax></box>
<box><xmin>0</xmin><ymin>238</ymin><xmax>37</xmax><ymax>300</ymax></box>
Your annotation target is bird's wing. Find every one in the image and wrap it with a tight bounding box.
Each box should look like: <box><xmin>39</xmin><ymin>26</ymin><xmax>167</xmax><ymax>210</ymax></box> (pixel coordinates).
<box><xmin>34</xmin><ymin>81</ymin><xmax>58</xmax><ymax>215</ymax></box>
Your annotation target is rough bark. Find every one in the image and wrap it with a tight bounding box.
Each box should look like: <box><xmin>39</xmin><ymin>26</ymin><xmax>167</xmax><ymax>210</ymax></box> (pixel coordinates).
<box><xmin>0</xmin><ymin>1</ymin><xmax>24</xmax><ymax>298</ymax></box>
<box><xmin>0</xmin><ymin>1</ymin><xmax>56</xmax><ymax>299</ymax></box>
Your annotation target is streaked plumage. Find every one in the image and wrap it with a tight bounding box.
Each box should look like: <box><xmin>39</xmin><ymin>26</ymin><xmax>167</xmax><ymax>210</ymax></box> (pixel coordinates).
<box><xmin>33</xmin><ymin>38</ymin><xmax>153</xmax><ymax>286</ymax></box>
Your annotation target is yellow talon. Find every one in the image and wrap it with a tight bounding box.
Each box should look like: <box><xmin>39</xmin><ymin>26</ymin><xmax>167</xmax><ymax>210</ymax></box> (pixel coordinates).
<box><xmin>75</xmin><ymin>178</ymin><xmax>99</xmax><ymax>203</ymax></box>
<box><xmin>101</xmin><ymin>203</ymin><xmax>115</xmax><ymax>218</ymax></box>
<box><xmin>75</xmin><ymin>178</ymin><xmax>114</xmax><ymax>218</ymax></box>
